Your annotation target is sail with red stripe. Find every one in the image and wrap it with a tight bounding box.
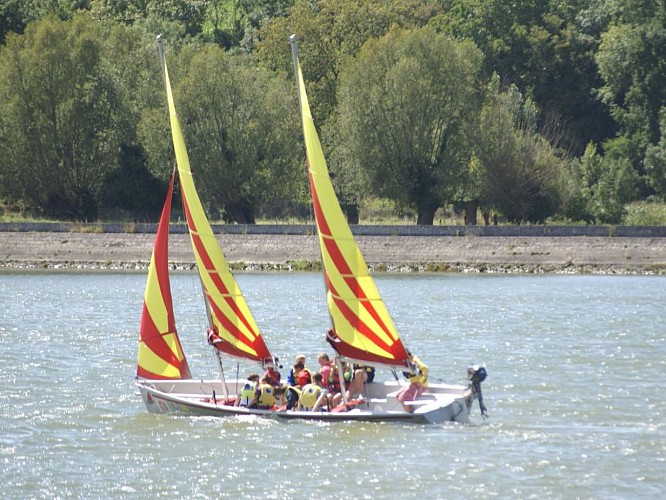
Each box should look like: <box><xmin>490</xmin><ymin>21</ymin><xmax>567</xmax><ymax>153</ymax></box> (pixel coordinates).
<box><xmin>137</xmin><ymin>172</ymin><xmax>192</xmax><ymax>379</ymax></box>
<box><xmin>157</xmin><ymin>37</ymin><xmax>274</xmax><ymax>366</ymax></box>
<box><xmin>290</xmin><ymin>37</ymin><xmax>410</xmax><ymax>370</ymax></box>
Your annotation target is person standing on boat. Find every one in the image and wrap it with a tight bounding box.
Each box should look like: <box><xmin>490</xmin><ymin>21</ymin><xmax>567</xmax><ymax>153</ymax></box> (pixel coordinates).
<box><xmin>396</xmin><ymin>351</ymin><xmax>429</xmax><ymax>413</ymax></box>
<box><xmin>298</xmin><ymin>373</ymin><xmax>328</xmax><ymax>411</ymax></box>
<box><xmin>248</xmin><ymin>375</ymin><xmax>278</xmax><ymax>410</ymax></box>
<box><xmin>234</xmin><ymin>373</ymin><xmax>260</xmax><ymax>407</ymax></box>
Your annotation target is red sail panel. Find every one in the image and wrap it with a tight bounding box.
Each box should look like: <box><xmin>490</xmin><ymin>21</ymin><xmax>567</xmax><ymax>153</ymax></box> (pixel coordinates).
<box><xmin>292</xmin><ymin>46</ymin><xmax>410</xmax><ymax>369</ymax></box>
<box><xmin>137</xmin><ymin>173</ymin><xmax>192</xmax><ymax>379</ymax></box>
<box><xmin>159</xmin><ymin>44</ymin><xmax>274</xmax><ymax>365</ymax></box>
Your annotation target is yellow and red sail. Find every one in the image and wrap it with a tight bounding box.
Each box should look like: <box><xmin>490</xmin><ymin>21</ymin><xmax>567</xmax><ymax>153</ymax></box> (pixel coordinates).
<box><xmin>290</xmin><ymin>38</ymin><xmax>410</xmax><ymax>369</ymax></box>
<box><xmin>158</xmin><ymin>39</ymin><xmax>274</xmax><ymax>365</ymax></box>
<box><xmin>137</xmin><ymin>172</ymin><xmax>192</xmax><ymax>379</ymax></box>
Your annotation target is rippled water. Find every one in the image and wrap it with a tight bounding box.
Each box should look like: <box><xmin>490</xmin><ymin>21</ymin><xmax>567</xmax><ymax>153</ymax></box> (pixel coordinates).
<box><xmin>1</xmin><ymin>271</ymin><xmax>664</xmax><ymax>498</ymax></box>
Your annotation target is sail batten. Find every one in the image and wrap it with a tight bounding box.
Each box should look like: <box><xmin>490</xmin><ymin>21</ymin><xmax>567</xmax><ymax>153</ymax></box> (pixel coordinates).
<box><xmin>291</xmin><ymin>38</ymin><xmax>410</xmax><ymax>369</ymax></box>
<box><xmin>158</xmin><ymin>38</ymin><xmax>274</xmax><ymax>366</ymax></box>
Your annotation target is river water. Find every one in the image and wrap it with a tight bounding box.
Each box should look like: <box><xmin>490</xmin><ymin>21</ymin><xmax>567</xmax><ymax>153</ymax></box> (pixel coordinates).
<box><xmin>1</xmin><ymin>271</ymin><xmax>664</xmax><ymax>498</ymax></box>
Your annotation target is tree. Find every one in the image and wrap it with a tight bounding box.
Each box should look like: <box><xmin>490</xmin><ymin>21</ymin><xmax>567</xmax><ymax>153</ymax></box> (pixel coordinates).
<box><xmin>475</xmin><ymin>77</ymin><xmax>565</xmax><ymax>224</ymax></box>
<box><xmin>596</xmin><ymin>0</ymin><xmax>666</xmax><ymax>196</ymax></box>
<box><xmin>560</xmin><ymin>141</ymin><xmax>639</xmax><ymax>224</ymax></box>
<box><xmin>139</xmin><ymin>44</ymin><xmax>302</xmax><ymax>223</ymax></box>
<box><xmin>335</xmin><ymin>28</ymin><xmax>482</xmax><ymax>225</ymax></box>
<box><xmin>0</xmin><ymin>13</ymin><xmax>130</xmax><ymax>220</ymax></box>
<box><xmin>256</xmin><ymin>0</ymin><xmax>441</xmax><ymax>126</ymax></box>
<box><xmin>436</xmin><ymin>0</ymin><xmax>615</xmax><ymax>154</ymax></box>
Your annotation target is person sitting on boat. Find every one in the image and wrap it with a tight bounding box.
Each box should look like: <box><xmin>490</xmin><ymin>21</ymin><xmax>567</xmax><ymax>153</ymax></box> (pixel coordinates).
<box><xmin>395</xmin><ymin>351</ymin><xmax>429</xmax><ymax>413</ymax></box>
<box><xmin>287</xmin><ymin>354</ymin><xmax>311</xmax><ymax>386</ymax></box>
<box><xmin>263</xmin><ymin>364</ymin><xmax>282</xmax><ymax>388</ymax></box>
<box><xmin>234</xmin><ymin>373</ymin><xmax>260</xmax><ymax>407</ymax></box>
<box><xmin>297</xmin><ymin>368</ymin><xmax>312</xmax><ymax>388</ymax></box>
<box><xmin>298</xmin><ymin>373</ymin><xmax>328</xmax><ymax>411</ymax></box>
<box><xmin>346</xmin><ymin>363</ymin><xmax>374</xmax><ymax>401</ymax></box>
<box><xmin>248</xmin><ymin>375</ymin><xmax>278</xmax><ymax>410</ymax></box>
<box><xmin>318</xmin><ymin>355</ymin><xmax>345</xmax><ymax>407</ymax></box>
<box><xmin>282</xmin><ymin>383</ymin><xmax>301</xmax><ymax>410</ymax></box>
<box><xmin>354</xmin><ymin>364</ymin><xmax>375</xmax><ymax>384</ymax></box>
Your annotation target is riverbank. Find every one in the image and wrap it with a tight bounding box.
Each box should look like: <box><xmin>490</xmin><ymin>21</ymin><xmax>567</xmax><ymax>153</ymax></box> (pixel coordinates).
<box><xmin>2</xmin><ymin>231</ymin><xmax>666</xmax><ymax>274</ymax></box>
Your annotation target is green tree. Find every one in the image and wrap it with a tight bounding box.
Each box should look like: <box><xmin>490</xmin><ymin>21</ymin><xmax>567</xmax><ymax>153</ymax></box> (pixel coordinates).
<box><xmin>0</xmin><ymin>13</ymin><xmax>130</xmax><ymax>220</ymax></box>
<box><xmin>596</xmin><ymin>0</ymin><xmax>666</xmax><ymax>195</ymax></box>
<box><xmin>436</xmin><ymin>0</ymin><xmax>615</xmax><ymax>154</ymax></box>
<box><xmin>475</xmin><ymin>77</ymin><xmax>564</xmax><ymax>224</ymax></box>
<box><xmin>560</xmin><ymin>141</ymin><xmax>639</xmax><ymax>223</ymax></box>
<box><xmin>140</xmin><ymin>44</ymin><xmax>302</xmax><ymax>223</ymax></box>
<box><xmin>256</xmin><ymin>0</ymin><xmax>441</xmax><ymax>125</ymax></box>
<box><xmin>335</xmin><ymin>28</ymin><xmax>482</xmax><ymax>225</ymax></box>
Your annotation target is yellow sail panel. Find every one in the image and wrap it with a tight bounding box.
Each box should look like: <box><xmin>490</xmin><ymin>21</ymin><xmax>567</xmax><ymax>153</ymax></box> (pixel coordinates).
<box><xmin>159</xmin><ymin>49</ymin><xmax>273</xmax><ymax>364</ymax></box>
<box><xmin>294</xmin><ymin>56</ymin><xmax>409</xmax><ymax>367</ymax></box>
<box><xmin>143</xmin><ymin>255</ymin><xmax>169</xmax><ymax>332</ymax></box>
<box><xmin>138</xmin><ymin>339</ymin><xmax>185</xmax><ymax>379</ymax></box>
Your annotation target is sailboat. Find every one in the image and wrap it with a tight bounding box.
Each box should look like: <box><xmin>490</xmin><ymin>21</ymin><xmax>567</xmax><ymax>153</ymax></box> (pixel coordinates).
<box><xmin>135</xmin><ymin>35</ymin><xmax>487</xmax><ymax>424</ymax></box>
<box><xmin>287</xmin><ymin>35</ymin><xmax>488</xmax><ymax>423</ymax></box>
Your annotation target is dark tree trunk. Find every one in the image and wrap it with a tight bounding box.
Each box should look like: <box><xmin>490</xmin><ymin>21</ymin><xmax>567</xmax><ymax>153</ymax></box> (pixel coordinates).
<box><xmin>224</xmin><ymin>200</ymin><xmax>255</xmax><ymax>224</ymax></box>
<box><xmin>342</xmin><ymin>202</ymin><xmax>359</xmax><ymax>224</ymax></box>
<box><xmin>464</xmin><ymin>200</ymin><xmax>478</xmax><ymax>225</ymax></box>
<box><xmin>416</xmin><ymin>208</ymin><xmax>436</xmax><ymax>225</ymax></box>
<box><xmin>482</xmin><ymin>210</ymin><xmax>490</xmax><ymax>226</ymax></box>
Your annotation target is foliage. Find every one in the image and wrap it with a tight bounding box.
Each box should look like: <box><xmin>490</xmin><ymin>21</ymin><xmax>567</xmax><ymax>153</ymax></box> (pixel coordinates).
<box><xmin>475</xmin><ymin>77</ymin><xmax>565</xmax><ymax>223</ymax></box>
<box><xmin>256</xmin><ymin>0</ymin><xmax>441</xmax><ymax>125</ymax></box>
<box><xmin>596</xmin><ymin>0</ymin><xmax>666</xmax><ymax>196</ymax></box>
<box><xmin>623</xmin><ymin>201</ymin><xmax>666</xmax><ymax>226</ymax></box>
<box><xmin>139</xmin><ymin>43</ymin><xmax>302</xmax><ymax>223</ymax></box>
<box><xmin>335</xmin><ymin>28</ymin><xmax>482</xmax><ymax>225</ymax></box>
<box><xmin>0</xmin><ymin>13</ymin><xmax>135</xmax><ymax>220</ymax></box>
<box><xmin>435</xmin><ymin>0</ymin><xmax>615</xmax><ymax>154</ymax></box>
<box><xmin>560</xmin><ymin>141</ymin><xmax>639</xmax><ymax>224</ymax></box>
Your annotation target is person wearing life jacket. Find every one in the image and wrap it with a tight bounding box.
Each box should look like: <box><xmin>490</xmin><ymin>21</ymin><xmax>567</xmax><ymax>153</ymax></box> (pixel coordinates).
<box><xmin>248</xmin><ymin>375</ymin><xmax>278</xmax><ymax>410</ymax></box>
<box><xmin>263</xmin><ymin>364</ymin><xmax>282</xmax><ymax>388</ymax></box>
<box><xmin>298</xmin><ymin>373</ymin><xmax>328</xmax><ymax>411</ymax></box>
<box><xmin>283</xmin><ymin>383</ymin><xmax>301</xmax><ymax>410</ymax></box>
<box><xmin>287</xmin><ymin>354</ymin><xmax>307</xmax><ymax>386</ymax></box>
<box><xmin>234</xmin><ymin>373</ymin><xmax>260</xmax><ymax>407</ymax></box>
<box><xmin>395</xmin><ymin>351</ymin><xmax>429</xmax><ymax>413</ymax></box>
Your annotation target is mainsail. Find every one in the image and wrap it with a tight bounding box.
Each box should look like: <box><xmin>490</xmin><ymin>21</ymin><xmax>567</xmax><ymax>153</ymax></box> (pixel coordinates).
<box><xmin>157</xmin><ymin>36</ymin><xmax>274</xmax><ymax>366</ymax></box>
<box><xmin>290</xmin><ymin>36</ymin><xmax>411</xmax><ymax>369</ymax></box>
<box><xmin>137</xmin><ymin>172</ymin><xmax>192</xmax><ymax>379</ymax></box>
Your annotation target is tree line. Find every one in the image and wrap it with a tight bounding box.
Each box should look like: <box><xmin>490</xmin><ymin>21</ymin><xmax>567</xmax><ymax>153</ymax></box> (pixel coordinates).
<box><xmin>0</xmin><ymin>0</ymin><xmax>664</xmax><ymax>225</ymax></box>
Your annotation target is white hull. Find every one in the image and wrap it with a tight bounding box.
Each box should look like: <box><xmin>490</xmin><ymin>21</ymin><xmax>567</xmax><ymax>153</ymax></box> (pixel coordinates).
<box><xmin>136</xmin><ymin>378</ymin><xmax>476</xmax><ymax>424</ymax></box>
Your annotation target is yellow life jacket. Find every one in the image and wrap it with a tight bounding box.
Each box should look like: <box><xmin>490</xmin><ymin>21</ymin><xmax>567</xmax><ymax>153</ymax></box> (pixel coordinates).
<box><xmin>257</xmin><ymin>384</ymin><xmax>276</xmax><ymax>408</ymax></box>
<box><xmin>299</xmin><ymin>383</ymin><xmax>322</xmax><ymax>409</ymax></box>
<box><xmin>238</xmin><ymin>381</ymin><xmax>257</xmax><ymax>406</ymax></box>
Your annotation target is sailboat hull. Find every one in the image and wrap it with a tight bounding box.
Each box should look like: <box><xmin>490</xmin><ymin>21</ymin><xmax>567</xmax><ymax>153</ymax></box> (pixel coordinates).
<box><xmin>136</xmin><ymin>378</ymin><xmax>475</xmax><ymax>424</ymax></box>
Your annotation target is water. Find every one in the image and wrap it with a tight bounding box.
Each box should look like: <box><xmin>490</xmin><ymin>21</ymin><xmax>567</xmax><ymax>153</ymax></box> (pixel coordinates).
<box><xmin>1</xmin><ymin>271</ymin><xmax>664</xmax><ymax>498</ymax></box>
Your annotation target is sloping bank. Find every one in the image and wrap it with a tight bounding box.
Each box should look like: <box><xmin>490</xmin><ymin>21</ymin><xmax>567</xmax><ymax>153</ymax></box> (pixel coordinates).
<box><xmin>1</xmin><ymin>222</ymin><xmax>666</xmax><ymax>274</ymax></box>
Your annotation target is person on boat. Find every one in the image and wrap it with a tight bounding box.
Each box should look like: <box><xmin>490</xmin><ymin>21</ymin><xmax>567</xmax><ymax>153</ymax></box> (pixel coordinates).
<box><xmin>234</xmin><ymin>373</ymin><xmax>260</xmax><ymax>407</ymax></box>
<box><xmin>282</xmin><ymin>383</ymin><xmax>301</xmax><ymax>410</ymax></box>
<box><xmin>287</xmin><ymin>354</ymin><xmax>311</xmax><ymax>386</ymax></box>
<box><xmin>395</xmin><ymin>351</ymin><xmax>429</xmax><ymax>413</ymax></box>
<box><xmin>354</xmin><ymin>364</ymin><xmax>375</xmax><ymax>384</ymax></box>
<box><xmin>345</xmin><ymin>366</ymin><xmax>369</xmax><ymax>401</ymax></box>
<box><xmin>297</xmin><ymin>368</ymin><xmax>311</xmax><ymax>388</ymax></box>
<box><xmin>263</xmin><ymin>364</ymin><xmax>282</xmax><ymax>387</ymax></box>
<box><xmin>298</xmin><ymin>373</ymin><xmax>328</xmax><ymax>411</ymax></box>
<box><xmin>248</xmin><ymin>374</ymin><xmax>278</xmax><ymax>410</ymax></box>
<box><xmin>318</xmin><ymin>352</ymin><xmax>332</xmax><ymax>383</ymax></box>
